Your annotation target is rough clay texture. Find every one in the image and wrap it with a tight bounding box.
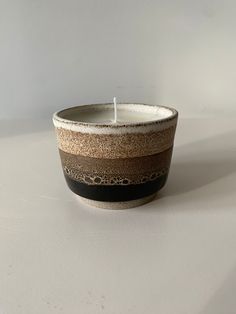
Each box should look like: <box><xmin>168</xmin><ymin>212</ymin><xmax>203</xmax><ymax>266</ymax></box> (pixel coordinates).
<box><xmin>55</xmin><ymin>125</ymin><xmax>176</xmax><ymax>158</ymax></box>
<box><xmin>78</xmin><ymin>193</ymin><xmax>157</xmax><ymax>209</ymax></box>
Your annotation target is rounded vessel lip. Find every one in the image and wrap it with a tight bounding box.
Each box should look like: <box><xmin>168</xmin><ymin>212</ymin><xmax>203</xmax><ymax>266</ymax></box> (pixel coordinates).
<box><xmin>53</xmin><ymin>103</ymin><xmax>178</xmax><ymax>129</ymax></box>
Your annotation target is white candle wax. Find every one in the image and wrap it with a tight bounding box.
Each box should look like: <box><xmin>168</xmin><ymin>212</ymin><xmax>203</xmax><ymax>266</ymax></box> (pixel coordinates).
<box><xmin>63</xmin><ymin>103</ymin><xmax>173</xmax><ymax>124</ymax></box>
<box><xmin>113</xmin><ymin>97</ymin><xmax>117</xmax><ymax>123</ymax></box>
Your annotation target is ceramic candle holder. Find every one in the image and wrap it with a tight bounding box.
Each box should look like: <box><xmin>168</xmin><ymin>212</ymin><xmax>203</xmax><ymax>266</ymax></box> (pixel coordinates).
<box><xmin>53</xmin><ymin>103</ymin><xmax>178</xmax><ymax>209</ymax></box>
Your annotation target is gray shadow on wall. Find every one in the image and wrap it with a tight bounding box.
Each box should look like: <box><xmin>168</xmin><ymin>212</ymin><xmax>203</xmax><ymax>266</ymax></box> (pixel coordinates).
<box><xmin>160</xmin><ymin>129</ymin><xmax>236</xmax><ymax>197</ymax></box>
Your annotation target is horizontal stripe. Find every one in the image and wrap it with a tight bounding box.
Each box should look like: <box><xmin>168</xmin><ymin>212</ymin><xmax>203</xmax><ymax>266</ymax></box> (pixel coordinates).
<box><xmin>64</xmin><ymin>173</ymin><xmax>168</xmax><ymax>202</ymax></box>
<box><xmin>56</xmin><ymin>125</ymin><xmax>176</xmax><ymax>158</ymax></box>
<box><xmin>59</xmin><ymin>147</ymin><xmax>173</xmax><ymax>185</ymax></box>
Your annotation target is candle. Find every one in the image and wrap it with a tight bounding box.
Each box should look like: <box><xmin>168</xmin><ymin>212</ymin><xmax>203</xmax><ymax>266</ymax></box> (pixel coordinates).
<box><xmin>57</xmin><ymin>100</ymin><xmax>174</xmax><ymax>125</ymax></box>
<box><xmin>53</xmin><ymin>102</ymin><xmax>178</xmax><ymax>209</ymax></box>
<box><xmin>113</xmin><ymin>96</ymin><xmax>117</xmax><ymax>123</ymax></box>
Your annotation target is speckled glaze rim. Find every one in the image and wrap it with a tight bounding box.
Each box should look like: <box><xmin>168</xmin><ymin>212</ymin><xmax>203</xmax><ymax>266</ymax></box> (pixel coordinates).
<box><xmin>53</xmin><ymin>103</ymin><xmax>178</xmax><ymax>134</ymax></box>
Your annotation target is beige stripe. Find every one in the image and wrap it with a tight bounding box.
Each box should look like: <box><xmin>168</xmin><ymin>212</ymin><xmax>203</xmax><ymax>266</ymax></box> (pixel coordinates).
<box><xmin>55</xmin><ymin>125</ymin><xmax>176</xmax><ymax>158</ymax></box>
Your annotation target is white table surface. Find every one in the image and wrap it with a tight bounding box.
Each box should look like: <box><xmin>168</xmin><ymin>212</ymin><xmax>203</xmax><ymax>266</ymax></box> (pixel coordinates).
<box><xmin>0</xmin><ymin>118</ymin><xmax>236</xmax><ymax>314</ymax></box>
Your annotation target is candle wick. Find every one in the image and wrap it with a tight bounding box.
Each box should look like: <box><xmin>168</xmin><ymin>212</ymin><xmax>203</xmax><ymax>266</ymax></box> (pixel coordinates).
<box><xmin>113</xmin><ymin>97</ymin><xmax>117</xmax><ymax>123</ymax></box>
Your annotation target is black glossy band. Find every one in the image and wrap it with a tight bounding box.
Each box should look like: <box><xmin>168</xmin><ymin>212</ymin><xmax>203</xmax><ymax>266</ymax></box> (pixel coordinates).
<box><xmin>64</xmin><ymin>173</ymin><xmax>168</xmax><ymax>202</ymax></box>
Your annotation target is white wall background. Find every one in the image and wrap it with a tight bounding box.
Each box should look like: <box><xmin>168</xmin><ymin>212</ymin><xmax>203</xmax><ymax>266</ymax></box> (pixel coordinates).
<box><xmin>1</xmin><ymin>0</ymin><xmax>236</xmax><ymax>119</ymax></box>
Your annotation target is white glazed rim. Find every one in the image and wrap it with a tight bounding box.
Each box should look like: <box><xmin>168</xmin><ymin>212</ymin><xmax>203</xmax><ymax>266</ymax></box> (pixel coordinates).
<box><xmin>53</xmin><ymin>103</ymin><xmax>178</xmax><ymax>134</ymax></box>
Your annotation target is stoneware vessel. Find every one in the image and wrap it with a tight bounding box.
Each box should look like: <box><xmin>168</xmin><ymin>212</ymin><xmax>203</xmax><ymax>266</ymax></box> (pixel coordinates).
<box><xmin>53</xmin><ymin>103</ymin><xmax>178</xmax><ymax>209</ymax></box>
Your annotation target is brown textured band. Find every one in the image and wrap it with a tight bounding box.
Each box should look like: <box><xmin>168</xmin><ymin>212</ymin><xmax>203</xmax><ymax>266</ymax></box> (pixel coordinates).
<box><xmin>55</xmin><ymin>125</ymin><xmax>176</xmax><ymax>158</ymax></box>
<box><xmin>59</xmin><ymin>147</ymin><xmax>173</xmax><ymax>185</ymax></box>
